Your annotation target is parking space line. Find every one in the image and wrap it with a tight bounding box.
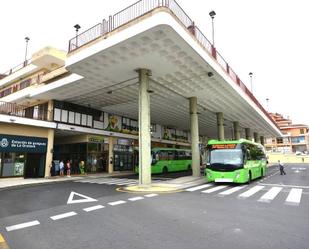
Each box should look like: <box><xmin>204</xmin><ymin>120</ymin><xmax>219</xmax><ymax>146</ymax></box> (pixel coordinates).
<box><xmin>83</xmin><ymin>205</ymin><xmax>105</xmax><ymax>212</ymax></box>
<box><xmin>128</xmin><ymin>196</ymin><xmax>144</xmax><ymax>201</ymax></box>
<box><xmin>144</xmin><ymin>194</ymin><xmax>158</xmax><ymax>197</ymax></box>
<box><xmin>108</xmin><ymin>200</ymin><xmax>126</xmax><ymax>206</ymax></box>
<box><xmin>6</xmin><ymin>220</ymin><xmax>40</xmax><ymax>232</ymax></box>
<box><xmin>50</xmin><ymin>212</ymin><xmax>77</xmax><ymax>221</ymax></box>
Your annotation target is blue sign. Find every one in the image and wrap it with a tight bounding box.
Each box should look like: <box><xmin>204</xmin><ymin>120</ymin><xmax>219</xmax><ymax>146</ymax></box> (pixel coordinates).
<box><xmin>0</xmin><ymin>134</ymin><xmax>47</xmax><ymax>153</ymax></box>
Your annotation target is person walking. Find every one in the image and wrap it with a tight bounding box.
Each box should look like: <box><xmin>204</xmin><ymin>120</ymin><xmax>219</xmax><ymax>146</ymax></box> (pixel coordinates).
<box><xmin>278</xmin><ymin>160</ymin><xmax>286</xmax><ymax>175</ymax></box>
<box><xmin>59</xmin><ymin>160</ymin><xmax>64</xmax><ymax>176</ymax></box>
<box><xmin>66</xmin><ymin>160</ymin><xmax>71</xmax><ymax>177</ymax></box>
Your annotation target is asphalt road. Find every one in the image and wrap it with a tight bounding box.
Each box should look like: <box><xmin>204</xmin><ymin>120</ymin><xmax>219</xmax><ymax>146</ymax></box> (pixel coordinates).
<box><xmin>0</xmin><ymin>164</ymin><xmax>308</xmax><ymax>249</ymax></box>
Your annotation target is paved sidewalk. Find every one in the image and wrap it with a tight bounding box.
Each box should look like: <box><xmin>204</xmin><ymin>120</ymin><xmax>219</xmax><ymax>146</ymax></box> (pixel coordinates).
<box><xmin>0</xmin><ymin>172</ymin><xmax>135</xmax><ymax>190</ymax></box>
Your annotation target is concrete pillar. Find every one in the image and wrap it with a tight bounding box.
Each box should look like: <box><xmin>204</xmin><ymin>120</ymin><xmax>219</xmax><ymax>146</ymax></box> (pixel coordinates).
<box><xmin>233</xmin><ymin>121</ymin><xmax>240</xmax><ymax>140</ymax></box>
<box><xmin>47</xmin><ymin>100</ymin><xmax>54</xmax><ymax>121</ymax></box>
<box><xmin>260</xmin><ymin>136</ymin><xmax>265</xmax><ymax>146</ymax></box>
<box><xmin>253</xmin><ymin>132</ymin><xmax>259</xmax><ymax>143</ymax></box>
<box><xmin>108</xmin><ymin>137</ymin><xmax>117</xmax><ymax>173</ymax></box>
<box><xmin>245</xmin><ymin>128</ymin><xmax>251</xmax><ymax>140</ymax></box>
<box><xmin>189</xmin><ymin>97</ymin><xmax>200</xmax><ymax>177</ymax></box>
<box><xmin>217</xmin><ymin>112</ymin><xmax>224</xmax><ymax>141</ymax></box>
<box><xmin>137</xmin><ymin>69</ymin><xmax>152</xmax><ymax>186</ymax></box>
<box><xmin>44</xmin><ymin>128</ymin><xmax>54</xmax><ymax>177</ymax></box>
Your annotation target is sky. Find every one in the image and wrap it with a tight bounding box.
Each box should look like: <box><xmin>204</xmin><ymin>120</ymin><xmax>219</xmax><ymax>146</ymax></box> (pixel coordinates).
<box><xmin>1</xmin><ymin>0</ymin><xmax>308</xmax><ymax>125</ymax></box>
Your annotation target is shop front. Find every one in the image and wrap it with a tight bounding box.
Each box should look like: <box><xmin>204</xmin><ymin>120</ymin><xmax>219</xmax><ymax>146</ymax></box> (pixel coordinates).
<box><xmin>0</xmin><ymin>134</ymin><xmax>47</xmax><ymax>178</ymax></box>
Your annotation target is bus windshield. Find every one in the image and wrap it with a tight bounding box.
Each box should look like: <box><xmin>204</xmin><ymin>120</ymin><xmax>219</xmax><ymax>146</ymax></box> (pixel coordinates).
<box><xmin>209</xmin><ymin>149</ymin><xmax>243</xmax><ymax>165</ymax></box>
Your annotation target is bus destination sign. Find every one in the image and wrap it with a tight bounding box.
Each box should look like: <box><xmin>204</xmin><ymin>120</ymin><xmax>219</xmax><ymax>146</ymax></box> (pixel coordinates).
<box><xmin>211</xmin><ymin>144</ymin><xmax>237</xmax><ymax>149</ymax></box>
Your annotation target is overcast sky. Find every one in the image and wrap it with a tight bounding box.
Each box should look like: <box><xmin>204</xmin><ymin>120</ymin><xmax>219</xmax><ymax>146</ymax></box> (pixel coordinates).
<box><xmin>1</xmin><ymin>0</ymin><xmax>308</xmax><ymax>125</ymax></box>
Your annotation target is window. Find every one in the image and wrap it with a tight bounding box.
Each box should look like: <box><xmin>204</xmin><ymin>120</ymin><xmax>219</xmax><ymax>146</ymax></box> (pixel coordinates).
<box><xmin>276</xmin><ymin>138</ymin><xmax>283</xmax><ymax>144</ymax></box>
<box><xmin>300</xmin><ymin>128</ymin><xmax>304</xmax><ymax>134</ymax></box>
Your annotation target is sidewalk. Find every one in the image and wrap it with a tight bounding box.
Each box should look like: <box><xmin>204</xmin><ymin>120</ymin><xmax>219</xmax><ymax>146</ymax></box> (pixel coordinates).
<box><xmin>0</xmin><ymin>172</ymin><xmax>135</xmax><ymax>190</ymax></box>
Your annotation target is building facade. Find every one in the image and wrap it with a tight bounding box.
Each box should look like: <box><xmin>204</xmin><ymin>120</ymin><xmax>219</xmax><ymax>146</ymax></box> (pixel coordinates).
<box><xmin>0</xmin><ymin>1</ymin><xmax>281</xmax><ymax>179</ymax></box>
<box><xmin>265</xmin><ymin>113</ymin><xmax>309</xmax><ymax>153</ymax></box>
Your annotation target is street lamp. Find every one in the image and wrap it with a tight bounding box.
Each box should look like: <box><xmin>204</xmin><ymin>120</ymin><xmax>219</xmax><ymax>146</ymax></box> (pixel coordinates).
<box><xmin>24</xmin><ymin>37</ymin><xmax>30</xmax><ymax>65</ymax></box>
<box><xmin>74</xmin><ymin>24</ymin><xmax>81</xmax><ymax>47</ymax></box>
<box><xmin>209</xmin><ymin>10</ymin><xmax>216</xmax><ymax>47</ymax></box>
<box><xmin>266</xmin><ymin>98</ymin><xmax>269</xmax><ymax>111</ymax></box>
<box><xmin>249</xmin><ymin>72</ymin><xmax>253</xmax><ymax>93</ymax></box>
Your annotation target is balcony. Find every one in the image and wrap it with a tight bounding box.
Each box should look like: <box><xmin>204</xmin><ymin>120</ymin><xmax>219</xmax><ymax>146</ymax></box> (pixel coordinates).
<box><xmin>0</xmin><ymin>101</ymin><xmax>51</xmax><ymax>121</ymax></box>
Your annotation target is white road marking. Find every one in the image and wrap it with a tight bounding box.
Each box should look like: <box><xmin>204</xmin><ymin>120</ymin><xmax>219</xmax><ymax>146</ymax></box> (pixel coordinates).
<box><xmin>108</xmin><ymin>200</ymin><xmax>126</xmax><ymax>206</ymax></box>
<box><xmin>201</xmin><ymin>185</ymin><xmax>228</xmax><ymax>193</ymax></box>
<box><xmin>144</xmin><ymin>193</ymin><xmax>158</xmax><ymax>197</ymax></box>
<box><xmin>67</xmin><ymin>191</ymin><xmax>98</xmax><ymax>204</ymax></box>
<box><xmin>83</xmin><ymin>205</ymin><xmax>105</xmax><ymax>212</ymax></box>
<box><xmin>258</xmin><ymin>187</ymin><xmax>283</xmax><ymax>203</ymax></box>
<box><xmin>238</xmin><ymin>185</ymin><xmax>265</xmax><ymax>198</ymax></box>
<box><xmin>128</xmin><ymin>196</ymin><xmax>144</xmax><ymax>201</ymax></box>
<box><xmin>186</xmin><ymin>184</ymin><xmax>213</xmax><ymax>192</ymax></box>
<box><xmin>6</xmin><ymin>220</ymin><xmax>40</xmax><ymax>232</ymax></box>
<box><xmin>50</xmin><ymin>211</ymin><xmax>77</xmax><ymax>221</ymax></box>
<box><xmin>218</xmin><ymin>186</ymin><xmax>246</xmax><ymax>196</ymax></box>
<box><xmin>259</xmin><ymin>183</ymin><xmax>309</xmax><ymax>189</ymax></box>
<box><xmin>285</xmin><ymin>188</ymin><xmax>303</xmax><ymax>206</ymax></box>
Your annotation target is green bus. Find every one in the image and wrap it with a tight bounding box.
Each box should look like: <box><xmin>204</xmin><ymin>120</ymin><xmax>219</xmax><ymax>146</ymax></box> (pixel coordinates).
<box><xmin>134</xmin><ymin>148</ymin><xmax>192</xmax><ymax>174</ymax></box>
<box><xmin>206</xmin><ymin>139</ymin><xmax>267</xmax><ymax>183</ymax></box>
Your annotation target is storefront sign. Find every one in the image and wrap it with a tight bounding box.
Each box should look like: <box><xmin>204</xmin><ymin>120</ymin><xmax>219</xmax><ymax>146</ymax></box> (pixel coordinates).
<box><xmin>0</xmin><ymin>134</ymin><xmax>47</xmax><ymax>153</ymax></box>
<box><xmin>88</xmin><ymin>135</ymin><xmax>106</xmax><ymax>143</ymax></box>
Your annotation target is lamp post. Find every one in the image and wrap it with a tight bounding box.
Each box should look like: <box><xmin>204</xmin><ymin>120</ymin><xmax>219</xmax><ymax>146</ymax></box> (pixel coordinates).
<box><xmin>24</xmin><ymin>37</ymin><xmax>30</xmax><ymax>66</ymax></box>
<box><xmin>209</xmin><ymin>10</ymin><xmax>216</xmax><ymax>47</ymax></box>
<box><xmin>74</xmin><ymin>24</ymin><xmax>81</xmax><ymax>47</ymax></box>
<box><xmin>249</xmin><ymin>72</ymin><xmax>253</xmax><ymax>93</ymax></box>
<box><xmin>266</xmin><ymin>98</ymin><xmax>269</xmax><ymax>111</ymax></box>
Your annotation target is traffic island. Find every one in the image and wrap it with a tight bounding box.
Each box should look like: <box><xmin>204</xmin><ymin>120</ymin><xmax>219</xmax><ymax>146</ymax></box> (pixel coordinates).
<box><xmin>117</xmin><ymin>183</ymin><xmax>182</xmax><ymax>194</ymax></box>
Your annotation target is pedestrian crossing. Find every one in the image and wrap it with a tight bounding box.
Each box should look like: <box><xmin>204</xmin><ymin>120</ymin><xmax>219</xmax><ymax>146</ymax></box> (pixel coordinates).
<box><xmin>185</xmin><ymin>183</ymin><xmax>305</xmax><ymax>206</ymax></box>
<box><xmin>74</xmin><ymin>177</ymin><xmax>163</xmax><ymax>186</ymax></box>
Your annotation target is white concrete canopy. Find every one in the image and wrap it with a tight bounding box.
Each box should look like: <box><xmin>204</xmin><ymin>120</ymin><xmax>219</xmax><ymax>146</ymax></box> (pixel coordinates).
<box><xmin>30</xmin><ymin>9</ymin><xmax>281</xmax><ymax>139</ymax></box>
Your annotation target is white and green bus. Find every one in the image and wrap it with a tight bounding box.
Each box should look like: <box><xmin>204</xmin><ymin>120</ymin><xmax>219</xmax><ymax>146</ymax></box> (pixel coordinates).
<box><xmin>206</xmin><ymin>139</ymin><xmax>267</xmax><ymax>183</ymax></box>
<box><xmin>134</xmin><ymin>148</ymin><xmax>192</xmax><ymax>174</ymax></box>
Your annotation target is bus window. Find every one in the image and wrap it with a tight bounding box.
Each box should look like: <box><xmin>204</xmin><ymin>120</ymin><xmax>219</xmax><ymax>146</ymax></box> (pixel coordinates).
<box><xmin>168</xmin><ymin>150</ymin><xmax>175</xmax><ymax>160</ymax></box>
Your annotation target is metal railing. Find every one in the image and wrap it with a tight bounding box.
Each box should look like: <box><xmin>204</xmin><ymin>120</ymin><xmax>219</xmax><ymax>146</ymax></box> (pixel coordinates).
<box><xmin>67</xmin><ymin>0</ymin><xmax>278</xmax><ymax>129</ymax></box>
<box><xmin>0</xmin><ymin>101</ymin><xmax>50</xmax><ymax>121</ymax></box>
<box><xmin>1</xmin><ymin>60</ymin><xmax>31</xmax><ymax>79</ymax></box>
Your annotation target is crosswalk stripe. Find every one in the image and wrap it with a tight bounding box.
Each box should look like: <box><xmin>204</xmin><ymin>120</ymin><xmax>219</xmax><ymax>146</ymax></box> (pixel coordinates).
<box><xmin>201</xmin><ymin>185</ymin><xmax>227</xmax><ymax>193</ymax></box>
<box><xmin>218</xmin><ymin>186</ymin><xmax>246</xmax><ymax>196</ymax></box>
<box><xmin>186</xmin><ymin>184</ymin><xmax>213</xmax><ymax>192</ymax></box>
<box><xmin>258</xmin><ymin>187</ymin><xmax>283</xmax><ymax>203</ymax></box>
<box><xmin>285</xmin><ymin>188</ymin><xmax>302</xmax><ymax>205</ymax></box>
<box><xmin>238</xmin><ymin>185</ymin><xmax>265</xmax><ymax>198</ymax></box>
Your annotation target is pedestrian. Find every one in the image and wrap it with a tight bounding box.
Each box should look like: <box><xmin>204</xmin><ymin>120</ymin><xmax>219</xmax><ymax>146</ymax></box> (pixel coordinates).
<box><xmin>278</xmin><ymin>160</ymin><xmax>286</xmax><ymax>175</ymax></box>
<box><xmin>66</xmin><ymin>160</ymin><xmax>71</xmax><ymax>177</ymax></box>
<box><xmin>79</xmin><ymin>160</ymin><xmax>85</xmax><ymax>175</ymax></box>
<box><xmin>59</xmin><ymin>160</ymin><xmax>64</xmax><ymax>176</ymax></box>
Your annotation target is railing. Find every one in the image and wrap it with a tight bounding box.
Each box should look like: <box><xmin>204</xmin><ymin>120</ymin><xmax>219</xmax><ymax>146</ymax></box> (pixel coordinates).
<box><xmin>67</xmin><ymin>0</ymin><xmax>279</xmax><ymax>130</ymax></box>
<box><xmin>0</xmin><ymin>101</ymin><xmax>50</xmax><ymax>121</ymax></box>
<box><xmin>1</xmin><ymin>60</ymin><xmax>31</xmax><ymax>79</ymax></box>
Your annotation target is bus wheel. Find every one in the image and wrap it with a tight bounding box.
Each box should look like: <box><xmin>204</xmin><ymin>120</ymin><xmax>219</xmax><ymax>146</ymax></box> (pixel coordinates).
<box><xmin>248</xmin><ymin>171</ymin><xmax>252</xmax><ymax>183</ymax></box>
<box><xmin>162</xmin><ymin>167</ymin><xmax>168</xmax><ymax>175</ymax></box>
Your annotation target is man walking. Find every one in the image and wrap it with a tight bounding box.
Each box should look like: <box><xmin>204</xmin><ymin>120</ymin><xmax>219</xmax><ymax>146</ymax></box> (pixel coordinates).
<box><xmin>278</xmin><ymin>160</ymin><xmax>286</xmax><ymax>175</ymax></box>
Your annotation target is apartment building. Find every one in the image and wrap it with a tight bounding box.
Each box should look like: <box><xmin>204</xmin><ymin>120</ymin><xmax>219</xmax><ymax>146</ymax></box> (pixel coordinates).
<box><xmin>265</xmin><ymin>113</ymin><xmax>309</xmax><ymax>153</ymax></box>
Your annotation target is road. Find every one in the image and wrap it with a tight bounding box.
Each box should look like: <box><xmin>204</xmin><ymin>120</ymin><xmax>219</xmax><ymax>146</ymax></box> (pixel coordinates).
<box><xmin>0</xmin><ymin>164</ymin><xmax>308</xmax><ymax>249</ymax></box>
